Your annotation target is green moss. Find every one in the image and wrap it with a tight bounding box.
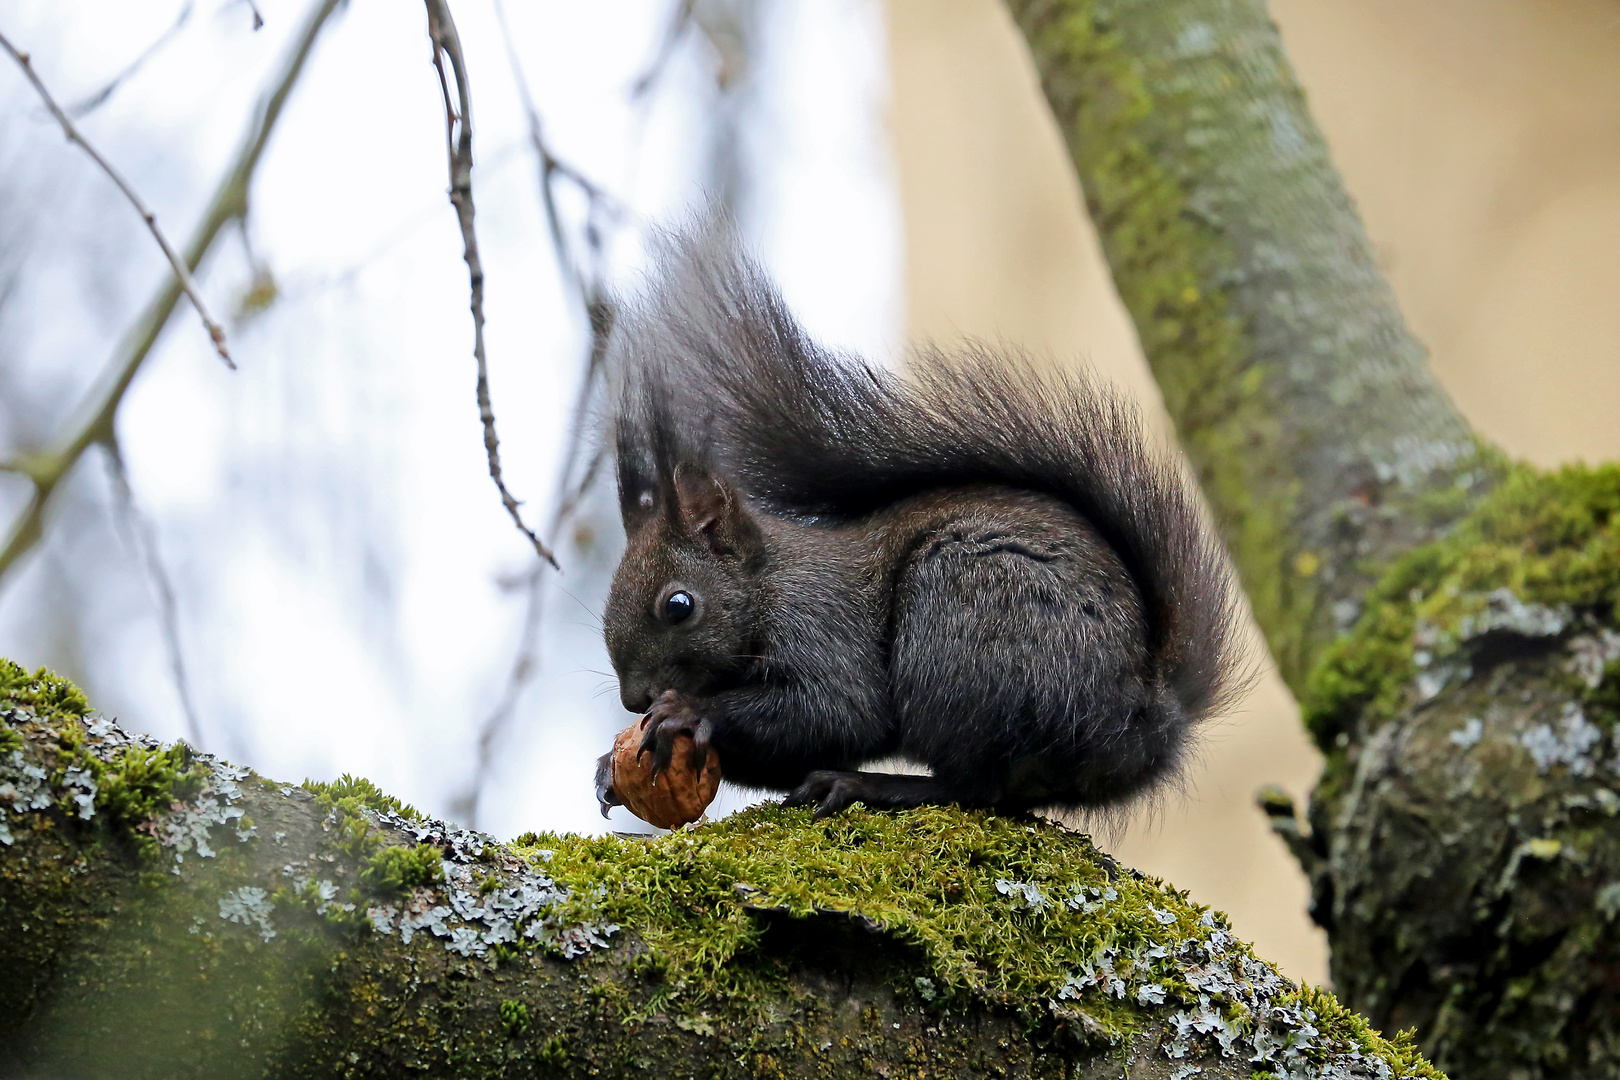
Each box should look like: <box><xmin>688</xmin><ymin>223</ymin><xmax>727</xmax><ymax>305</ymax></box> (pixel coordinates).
<box><xmin>96</xmin><ymin>745</ymin><xmax>211</xmax><ymax>829</ymax></box>
<box><xmin>302</xmin><ymin>773</ymin><xmax>422</xmax><ymax>821</ymax></box>
<box><xmin>536</xmin><ymin>1034</ymin><xmax>569</xmax><ymax>1067</ymax></box>
<box><xmin>0</xmin><ymin>658</ymin><xmax>89</xmax><ymax>720</ymax></box>
<box><xmin>528</xmin><ymin>806</ymin><xmax>1160</xmax><ymax>1018</ymax></box>
<box><xmin>1302</xmin><ymin>465</ymin><xmax>1620</xmax><ymax>749</ymax></box>
<box><xmin>518</xmin><ymin>805</ymin><xmax>1440</xmax><ymax>1074</ymax></box>
<box><xmin>360</xmin><ymin>842</ymin><xmax>444</xmax><ymax>896</ymax></box>
<box><xmin>498</xmin><ymin>999</ymin><xmax>530</xmax><ymax>1038</ymax></box>
<box><xmin>301</xmin><ymin>774</ymin><xmax>424</xmax><ymax>871</ymax></box>
<box><xmin>0</xmin><ymin>661</ymin><xmax>215</xmax><ymax>856</ymax></box>
<box><xmin>1294</xmin><ymin>987</ymin><xmax>1444</xmax><ymax>1079</ymax></box>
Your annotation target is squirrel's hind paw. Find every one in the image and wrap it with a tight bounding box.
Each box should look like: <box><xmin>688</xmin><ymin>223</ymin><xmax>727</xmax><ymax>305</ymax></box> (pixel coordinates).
<box><xmin>783</xmin><ymin>770</ymin><xmax>874</xmax><ymax>819</ymax></box>
<box><xmin>784</xmin><ymin>770</ymin><xmax>969</xmax><ymax>818</ymax></box>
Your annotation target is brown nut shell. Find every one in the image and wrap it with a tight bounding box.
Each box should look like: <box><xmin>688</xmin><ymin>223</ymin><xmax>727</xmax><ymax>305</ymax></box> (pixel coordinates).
<box><xmin>609</xmin><ymin>715</ymin><xmax>721</xmax><ymax>829</ymax></box>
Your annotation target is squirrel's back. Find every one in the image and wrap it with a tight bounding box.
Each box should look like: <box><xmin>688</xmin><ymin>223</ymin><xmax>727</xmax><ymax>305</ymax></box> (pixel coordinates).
<box><xmin>611</xmin><ymin>229</ymin><xmax>1247</xmax><ymax>750</ymax></box>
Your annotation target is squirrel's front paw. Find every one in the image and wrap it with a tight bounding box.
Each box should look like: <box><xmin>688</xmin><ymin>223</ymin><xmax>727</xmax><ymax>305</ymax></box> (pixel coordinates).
<box><xmin>638</xmin><ymin>689</ymin><xmax>715</xmax><ymax>780</ymax></box>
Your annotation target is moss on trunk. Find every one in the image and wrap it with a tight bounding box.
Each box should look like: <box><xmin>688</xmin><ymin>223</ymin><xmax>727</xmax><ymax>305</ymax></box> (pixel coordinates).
<box><xmin>1004</xmin><ymin>0</ymin><xmax>1500</xmax><ymax>689</ymax></box>
<box><xmin>1</xmin><ymin>661</ymin><xmax>1435</xmax><ymax>1078</ymax></box>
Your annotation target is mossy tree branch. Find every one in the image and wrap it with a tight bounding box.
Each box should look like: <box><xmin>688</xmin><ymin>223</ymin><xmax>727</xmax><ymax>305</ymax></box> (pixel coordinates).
<box><xmin>1004</xmin><ymin>2</ymin><xmax>1620</xmax><ymax>1076</ymax></box>
<box><xmin>0</xmin><ymin>662</ymin><xmax>1437</xmax><ymax>1078</ymax></box>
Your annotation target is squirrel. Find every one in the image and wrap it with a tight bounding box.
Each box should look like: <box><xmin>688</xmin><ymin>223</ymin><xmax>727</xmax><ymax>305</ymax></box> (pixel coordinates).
<box><xmin>593</xmin><ymin>228</ymin><xmax>1245</xmax><ymax>821</ymax></box>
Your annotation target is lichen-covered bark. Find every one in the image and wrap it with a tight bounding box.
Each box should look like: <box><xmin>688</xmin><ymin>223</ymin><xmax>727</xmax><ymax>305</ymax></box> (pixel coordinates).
<box><xmin>0</xmin><ymin>662</ymin><xmax>1436</xmax><ymax>1079</ymax></box>
<box><xmin>1005</xmin><ymin>0</ymin><xmax>1501</xmax><ymax>687</ymax></box>
<box><xmin>1273</xmin><ymin>467</ymin><xmax>1620</xmax><ymax>1078</ymax></box>
<box><xmin>1002</xmin><ymin>4</ymin><xmax>1620</xmax><ymax>1075</ymax></box>
<box><xmin>1305</xmin><ymin>640</ymin><xmax>1620</xmax><ymax>1075</ymax></box>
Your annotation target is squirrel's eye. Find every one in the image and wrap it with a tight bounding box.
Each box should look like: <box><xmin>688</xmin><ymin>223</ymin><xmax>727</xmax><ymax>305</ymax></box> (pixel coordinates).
<box><xmin>662</xmin><ymin>591</ymin><xmax>696</xmax><ymax>624</ymax></box>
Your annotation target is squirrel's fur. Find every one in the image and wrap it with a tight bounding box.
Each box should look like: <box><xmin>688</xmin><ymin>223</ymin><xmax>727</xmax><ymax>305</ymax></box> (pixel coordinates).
<box><xmin>596</xmin><ymin>228</ymin><xmax>1246</xmax><ymax>819</ymax></box>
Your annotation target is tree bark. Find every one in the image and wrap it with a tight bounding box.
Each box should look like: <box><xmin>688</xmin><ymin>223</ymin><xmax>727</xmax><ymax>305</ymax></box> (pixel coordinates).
<box><xmin>1004</xmin><ymin>2</ymin><xmax>1620</xmax><ymax>1076</ymax></box>
<box><xmin>1</xmin><ymin>664</ymin><xmax>1435</xmax><ymax>1078</ymax></box>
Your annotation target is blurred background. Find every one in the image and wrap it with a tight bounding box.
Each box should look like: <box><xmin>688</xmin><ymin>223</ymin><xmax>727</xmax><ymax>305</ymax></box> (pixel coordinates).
<box><xmin>2</xmin><ymin>0</ymin><xmax>1617</xmax><ymax>986</ymax></box>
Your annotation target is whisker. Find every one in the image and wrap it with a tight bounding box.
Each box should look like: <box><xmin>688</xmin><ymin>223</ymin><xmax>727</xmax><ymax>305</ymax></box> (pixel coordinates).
<box><xmin>554</xmin><ymin>584</ymin><xmax>603</xmax><ymax>624</ymax></box>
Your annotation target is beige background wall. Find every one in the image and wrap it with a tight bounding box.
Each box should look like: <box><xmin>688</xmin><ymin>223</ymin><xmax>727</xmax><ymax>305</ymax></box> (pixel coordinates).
<box><xmin>887</xmin><ymin>0</ymin><xmax>1620</xmax><ymax>985</ymax></box>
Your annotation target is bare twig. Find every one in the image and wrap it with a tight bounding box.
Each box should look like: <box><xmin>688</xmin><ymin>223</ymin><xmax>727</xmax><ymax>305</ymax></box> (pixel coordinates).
<box><xmin>447</xmin><ymin>563</ymin><xmax>547</xmax><ymax>827</ymax></box>
<box><xmin>451</xmin><ymin>1</ymin><xmax>642</xmax><ymax>826</ymax></box>
<box><xmin>631</xmin><ymin>0</ymin><xmax>697</xmax><ymax>100</ymax></box>
<box><xmin>0</xmin><ymin>26</ymin><xmax>233</xmax><ymax>367</ymax></box>
<box><xmin>423</xmin><ymin>0</ymin><xmax>557</xmax><ymax>569</ymax></box>
<box><xmin>0</xmin><ymin>0</ymin><xmax>347</xmax><ymax>586</ymax></box>
<box><xmin>65</xmin><ymin>2</ymin><xmax>195</xmax><ymax>118</ymax></box>
<box><xmin>491</xmin><ymin>1</ymin><xmax>626</xmax><ymax>289</ymax></box>
<box><xmin>491</xmin><ymin>0</ymin><xmax>622</xmax><ymax>531</ymax></box>
<box><xmin>102</xmin><ymin>437</ymin><xmax>205</xmax><ymax>748</ymax></box>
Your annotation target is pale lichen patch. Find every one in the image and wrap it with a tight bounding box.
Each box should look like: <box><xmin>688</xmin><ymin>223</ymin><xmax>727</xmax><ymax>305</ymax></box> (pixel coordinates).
<box><xmin>1518</xmin><ymin>702</ymin><xmax>1605</xmax><ymax>776</ymax></box>
<box><xmin>0</xmin><ymin>749</ymin><xmax>52</xmax><ymax>845</ymax></box>
<box><xmin>352</xmin><ymin>807</ymin><xmax>618</xmax><ymax>960</ymax></box>
<box><xmin>219</xmin><ymin>885</ymin><xmax>277</xmax><ymax>941</ymax></box>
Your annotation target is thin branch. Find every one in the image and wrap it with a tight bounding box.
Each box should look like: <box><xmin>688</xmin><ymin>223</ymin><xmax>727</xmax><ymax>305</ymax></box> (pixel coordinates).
<box><xmin>490</xmin><ymin>0</ymin><xmax>628</xmax><ymax>296</ymax></box>
<box><xmin>65</xmin><ymin>2</ymin><xmax>195</xmax><ymax>118</ymax></box>
<box><xmin>453</xmin><ymin>1</ymin><xmax>640</xmax><ymax>826</ymax></box>
<box><xmin>631</xmin><ymin>0</ymin><xmax>696</xmax><ymax>100</ymax></box>
<box><xmin>424</xmin><ymin>0</ymin><xmax>557</xmax><ymax>570</ymax></box>
<box><xmin>0</xmin><ymin>26</ymin><xmax>233</xmax><ymax>368</ymax></box>
<box><xmin>448</xmin><ymin>564</ymin><xmax>547</xmax><ymax>827</ymax></box>
<box><xmin>101</xmin><ymin>437</ymin><xmax>205</xmax><ymax>749</ymax></box>
<box><xmin>453</xmin><ymin>308</ymin><xmax>614</xmax><ymax>828</ymax></box>
<box><xmin>0</xmin><ymin>0</ymin><xmax>347</xmax><ymax>586</ymax></box>
<box><xmin>490</xmin><ymin>0</ymin><xmax>624</xmax><ymax>532</ymax></box>
<box><xmin>550</xmin><ymin>436</ymin><xmax>610</xmax><ymax>535</ymax></box>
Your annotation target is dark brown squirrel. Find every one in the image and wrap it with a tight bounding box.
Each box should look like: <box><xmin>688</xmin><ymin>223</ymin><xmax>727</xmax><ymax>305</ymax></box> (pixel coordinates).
<box><xmin>593</xmin><ymin>229</ymin><xmax>1246</xmax><ymax>820</ymax></box>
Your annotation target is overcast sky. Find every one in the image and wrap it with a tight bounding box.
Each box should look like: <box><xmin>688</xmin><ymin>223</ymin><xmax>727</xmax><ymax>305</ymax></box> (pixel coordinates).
<box><xmin>0</xmin><ymin>0</ymin><xmax>899</xmax><ymax>838</ymax></box>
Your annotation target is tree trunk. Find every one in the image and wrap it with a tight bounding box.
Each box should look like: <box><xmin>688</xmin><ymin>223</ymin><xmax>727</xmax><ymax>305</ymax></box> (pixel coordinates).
<box><xmin>1</xmin><ymin>663</ymin><xmax>1435</xmax><ymax>1078</ymax></box>
<box><xmin>1004</xmin><ymin>1</ymin><xmax>1620</xmax><ymax>1076</ymax></box>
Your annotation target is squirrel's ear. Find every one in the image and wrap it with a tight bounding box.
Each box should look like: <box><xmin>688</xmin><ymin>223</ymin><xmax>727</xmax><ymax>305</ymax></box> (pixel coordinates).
<box><xmin>672</xmin><ymin>463</ymin><xmax>756</xmax><ymax>556</ymax></box>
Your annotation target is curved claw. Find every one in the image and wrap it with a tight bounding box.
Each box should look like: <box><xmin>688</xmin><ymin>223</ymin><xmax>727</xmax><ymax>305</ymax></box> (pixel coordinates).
<box><xmin>784</xmin><ymin>770</ymin><xmax>862</xmax><ymax>819</ymax></box>
<box><xmin>635</xmin><ymin>691</ymin><xmax>710</xmax><ymax>783</ymax></box>
<box><xmin>593</xmin><ymin>751</ymin><xmax>622</xmax><ymax>818</ymax></box>
<box><xmin>637</xmin><ymin>714</ymin><xmax>678</xmax><ymax>780</ymax></box>
<box><xmin>636</xmin><ymin>710</ymin><xmax>659</xmax><ymax>765</ymax></box>
<box><xmin>687</xmin><ymin>716</ymin><xmax>714</xmax><ymax>773</ymax></box>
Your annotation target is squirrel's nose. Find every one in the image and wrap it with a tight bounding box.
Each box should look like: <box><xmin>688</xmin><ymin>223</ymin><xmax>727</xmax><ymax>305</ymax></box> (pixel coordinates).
<box><xmin>621</xmin><ymin>685</ymin><xmax>653</xmax><ymax>713</ymax></box>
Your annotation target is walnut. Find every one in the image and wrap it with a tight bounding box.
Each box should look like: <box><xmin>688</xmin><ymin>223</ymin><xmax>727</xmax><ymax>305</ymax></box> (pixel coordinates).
<box><xmin>608</xmin><ymin>714</ymin><xmax>721</xmax><ymax>829</ymax></box>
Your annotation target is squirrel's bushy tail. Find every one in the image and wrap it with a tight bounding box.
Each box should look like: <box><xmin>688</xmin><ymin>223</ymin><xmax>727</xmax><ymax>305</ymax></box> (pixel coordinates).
<box><xmin>610</xmin><ymin>229</ymin><xmax>1248</xmax><ymax>728</ymax></box>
